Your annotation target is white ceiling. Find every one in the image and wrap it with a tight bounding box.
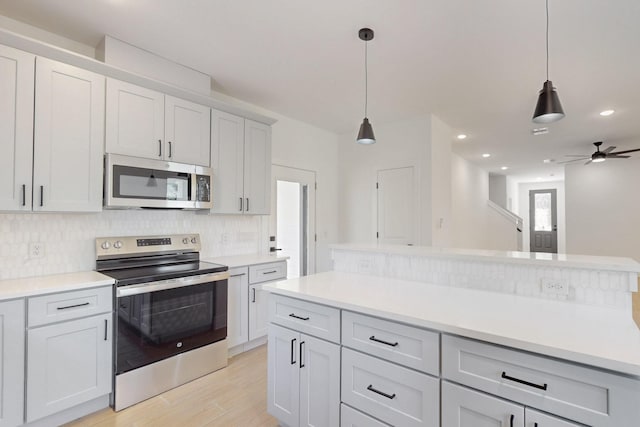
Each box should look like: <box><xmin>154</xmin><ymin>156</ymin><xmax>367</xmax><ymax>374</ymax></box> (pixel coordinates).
<box><xmin>1</xmin><ymin>0</ymin><xmax>639</xmax><ymax>180</ymax></box>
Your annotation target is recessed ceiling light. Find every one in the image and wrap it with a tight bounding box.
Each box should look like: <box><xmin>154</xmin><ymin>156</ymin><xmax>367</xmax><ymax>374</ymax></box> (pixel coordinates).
<box><xmin>536</xmin><ymin>177</ymin><xmax>542</xmax><ymax>181</ymax></box>
<box><xmin>501</xmin><ymin>166</ymin><xmax>508</xmax><ymax>170</ymax></box>
<box><xmin>532</xmin><ymin>127</ymin><xmax>549</xmax><ymax>136</ymax></box>
<box><xmin>482</xmin><ymin>153</ymin><xmax>491</xmax><ymax>158</ymax></box>
<box><xmin>543</xmin><ymin>158</ymin><xmax>554</xmax><ymax>163</ymax></box>
<box><xmin>457</xmin><ymin>134</ymin><xmax>467</xmax><ymax>140</ymax></box>
<box><xmin>599</xmin><ymin>109</ymin><xmax>615</xmax><ymax>116</ymax></box>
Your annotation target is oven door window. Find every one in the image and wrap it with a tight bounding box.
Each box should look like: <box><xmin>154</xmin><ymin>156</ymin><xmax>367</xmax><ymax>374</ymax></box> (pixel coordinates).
<box><xmin>113</xmin><ymin>165</ymin><xmax>191</xmax><ymax>201</ymax></box>
<box><xmin>116</xmin><ymin>280</ymin><xmax>227</xmax><ymax>374</ymax></box>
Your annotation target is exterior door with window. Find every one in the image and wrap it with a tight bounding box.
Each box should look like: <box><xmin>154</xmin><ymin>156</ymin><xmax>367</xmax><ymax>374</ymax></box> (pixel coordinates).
<box><xmin>529</xmin><ymin>189</ymin><xmax>558</xmax><ymax>253</ymax></box>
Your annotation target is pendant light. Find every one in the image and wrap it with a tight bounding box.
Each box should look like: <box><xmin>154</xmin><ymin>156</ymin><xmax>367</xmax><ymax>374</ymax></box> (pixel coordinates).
<box><xmin>532</xmin><ymin>0</ymin><xmax>565</xmax><ymax>123</ymax></box>
<box><xmin>357</xmin><ymin>28</ymin><xmax>376</xmax><ymax>144</ymax></box>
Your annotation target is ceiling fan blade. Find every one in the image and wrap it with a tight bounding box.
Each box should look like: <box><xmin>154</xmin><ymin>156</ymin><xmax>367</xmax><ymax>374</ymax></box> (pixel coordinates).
<box><xmin>610</xmin><ymin>148</ymin><xmax>640</xmax><ymax>155</ymax></box>
<box><xmin>558</xmin><ymin>158</ymin><xmax>589</xmax><ymax>164</ymax></box>
<box><xmin>584</xmin><ymin>159</ymin><xmax>593</xmax><ymax>165</ymax></box>
<box><xmin>564</xmin><ymin>154</ymin><xmax>591</xmax><ymax>157</ymax></box>
<box><xmin>602</xmin><ymin>146</ymin><xmax>616</xmax><ymax>154</ymax></box>
<box><xmin>607</xmin><ymin>155</ymin><xmax>631</xmax><ymax>159</ymax></box>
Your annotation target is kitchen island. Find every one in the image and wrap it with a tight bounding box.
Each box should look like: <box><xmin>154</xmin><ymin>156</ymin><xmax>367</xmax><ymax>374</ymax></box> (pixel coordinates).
<box><xmin>264</xmin><ymin>246</ymin><xmax>640</xmax><ymax>427</ymax></box>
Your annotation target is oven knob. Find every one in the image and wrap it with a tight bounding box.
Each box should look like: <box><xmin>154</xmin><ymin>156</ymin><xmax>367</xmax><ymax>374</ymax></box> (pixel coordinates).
<box><xmin>191</xmin><ymin>237</ymin><xmax>197</xmax><ymax>244</ymax></box>
<box><xmin>114</xmin><ymin>241</ymin><xmax>123</xmax><ymax>249</ymax></box>
<box><xmin>101</xmin><ymin>241</ymin><xmax>110</xmax><ymax>250</ymax></box>
<box><xmin>182</xmin><ymin>237</ymin><xmax>189</xmax><ymax>244</ymax></box>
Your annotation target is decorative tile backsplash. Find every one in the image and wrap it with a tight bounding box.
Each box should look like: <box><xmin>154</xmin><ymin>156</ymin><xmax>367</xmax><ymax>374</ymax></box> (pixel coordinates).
<box><xmin>0</xmin><ymin>211</ymin><xmax>266</xmax><ymax>280</ymax></box>
<box><xmin>332</xmin><ymin>249</ymin><xmax>636</xmax><ymax>310</ymax></box>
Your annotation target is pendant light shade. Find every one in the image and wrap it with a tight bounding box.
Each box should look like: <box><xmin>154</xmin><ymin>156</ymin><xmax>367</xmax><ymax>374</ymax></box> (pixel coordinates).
<box><xmin>356</xmin><ymin>28</ymin><xmax>376</xmax><ymax>144</ymax></box>
<box><xmin>532</xmin><ymin>0</ymin><xmax>565</xmax><ymax>124</ymax></box>
<box><xmin>532</xmin><ymin>80</ymin><xmax>565</xmax><ymax>123</ymax></box>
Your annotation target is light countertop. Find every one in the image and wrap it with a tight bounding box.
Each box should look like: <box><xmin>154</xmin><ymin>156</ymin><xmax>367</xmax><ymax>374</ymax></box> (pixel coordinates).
<box><xmin>330</xmin><ymin>243</ymin><xmax>640</xmax><ymax>273</ymax></box>
<box><xmin>264</xmin><ymin>271</ymin><xmax>640</xmax><ymax>377</ymax></box>
<box><xmin>0</xmin><ymin>271</ymin><xmax>114</xmax><ymax>301</ymax></box>
<box><xmin>204</xmin><ymin>254</ymin><xmax>289</xmax><ymax>269</ymax></box>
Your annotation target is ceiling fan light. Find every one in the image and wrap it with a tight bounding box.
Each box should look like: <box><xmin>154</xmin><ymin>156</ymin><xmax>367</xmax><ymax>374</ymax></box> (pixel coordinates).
<box><xmin>357</xmin><ymin>117</ymin><xmax>376</xmax><ymax>144</ymax></box>
<box><xmin>533</xmin><ymin>80</ymin><xmax>565</xmax><ymax>123</ymax></box>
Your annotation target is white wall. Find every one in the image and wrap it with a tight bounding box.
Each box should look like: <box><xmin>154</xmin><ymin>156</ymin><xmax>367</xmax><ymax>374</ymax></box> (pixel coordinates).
<box><xmin>430</xmin><ymin>115</ymin><xmax>452</xmax><ymax>247</ymax></box>
<box><xmin>518</xmin><ymin>180</ymin><xmax>566</xmax><ymax>254</ymax></box>
<box><xmin>565</xmin><ymin>158</ymin><xmax>640</xmax><ymax>261</ymax></box>
<box><xmin>489</xmin><ymin>174</ymin><xmax>507</xmax><ymax>208</ymax></box>
<box><xmin>451</xmin><ymin>154</ymin><xmax>518</xmax><ymax>251</ymax></box>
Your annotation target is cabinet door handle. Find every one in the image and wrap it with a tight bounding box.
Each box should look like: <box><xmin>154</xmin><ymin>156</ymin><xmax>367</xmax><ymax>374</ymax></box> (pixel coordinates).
<box><xmin>57</xmin><ymin>302</ymin><xmax>90</xmax><ymax>310</ymax></box>
<box><xmin>290</xmin><ymin>338</ymin><xmax>296</xmax><ymax>365</ymax></box>
<box><xmin>168</xmin><ymin>141</ymin><xmax>172</xmax><ymax>158</ymax></box>
<box><xmin>158</xmin><ymin>139</ymin><xmax>162</xmax><ymax>157</ymax></box>
<box><xmin>369</xmin><ymin>335</ymin><xmax>399</xmax><ymax>347</ymax></box>
<box><xmin>366</xmin><ymin>384</ymin><xmax>396</xmax><ymax>400</ymax></box>
<box><xmin>289</xmin><ymin>313</ymin><xmax>309</xmax><ymax>321</ymax></box>
<box><xmin>239</xmin><ymin>197</ymin><xmax>243</xmax><ymax>211</ymax></box>
<box><xmin>230</xmin><ymin>273</ymin><xmax>246</xmax><ymax>277</ymax></box>
<box><xmin>22</xmin><ymin>184</ymin><xmax>26</xmax><ymax>206</ymax></box>
<box><xmin>501</xmin><ymin>371</ymin><xmax>548</xmax><ymax>390</ymax></box>
<box><xmin>299</xmin><ymin>341</ymin><xmax>305</xmax><ymax>368</ymax></box>
<box><xmin>252</xmin><ymin>287</ymin><xmax>256</xmax><ymax>303</ymax></box>
<box><xmin>104</xmin><ymin>319</ymin><xmax>108</xmax><ymax>341</ymax></box>
<box><xmin>510</xmin><ymin>414</ymin><xmax>514</xmax><ymax>427</ymax></box>
<box><xmin>245</xmin><ymin>198</ymin><xmax>249</xmax><ymax>211</ymax></box>
<box><xmin>40</xmin><ymin>185</ymin><xmax>44</xmax><ymax>207</ymax></box>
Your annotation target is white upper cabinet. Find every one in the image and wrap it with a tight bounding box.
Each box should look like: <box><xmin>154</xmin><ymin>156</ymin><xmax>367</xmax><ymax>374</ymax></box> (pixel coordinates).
<box><xmin>164</xmin><ymin>95</ymin><xmax>210</xmax><ymax>165</ymax></box>
<box><xmin>0</xmin><ymin>44</ymin><xmax>34</xmax><ymax>212</ymax></box>
<box><xmin>106</xmin><ymin>79</ymin><xmax>210</xmax><ymax>166</ymax></box>
<box><xmin>33</xmin><ymin>57</ymin><xmax>105</xmax><ymax>212</ymax></box>
<box><xmin>105</xmin><ymin>78</ymin><xmax>164</xmax><ymax>160</ymax></box>
<box><xmin>210</xmin><ymin>110</ymin><xmax>271</xmax><ymax>215</ymax></box>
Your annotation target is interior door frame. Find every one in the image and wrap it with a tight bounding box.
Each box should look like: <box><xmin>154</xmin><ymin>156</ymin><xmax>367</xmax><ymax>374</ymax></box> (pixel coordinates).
<box><xmin>529</xmin><ymin>188</ymin><xmax>558</xmax><ymax>253</ymax></box>
<box><xmin>270</xmin><ymin>164</ymin><xmax>317</xmax><ymax>276</ymax></box>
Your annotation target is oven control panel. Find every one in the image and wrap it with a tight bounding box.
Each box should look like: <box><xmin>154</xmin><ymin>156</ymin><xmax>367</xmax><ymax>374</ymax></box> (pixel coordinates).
<box><xmin>96</xmin><ymin>234</ymin><xmax>200</xmax><ymax>258</ymax></box>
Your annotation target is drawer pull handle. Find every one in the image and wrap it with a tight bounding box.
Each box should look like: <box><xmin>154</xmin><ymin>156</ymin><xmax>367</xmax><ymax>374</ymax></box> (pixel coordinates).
<box><xmin>367</xmin><ymin>384</ymin><xmax>396</xmax><ymax>400</ymax></box>
<box><xmin>369</xmin><ymin>335</ymin><xmax>399</xmax><ymax>347</ymax></box>
<box><xmin>57</xmin><ymin>302</ymin><xmax>90</xmax><ymax>310</ymax></box>
<box><xmin>230</xmin><ymin>273</ymin><xmax>246</xmax><ymax>277</ymax></box>
<box><xmin>289</xmin><ymin>313</ymin><xmax>310</xmax><ymax>321</ymax></box>
<box><xmin>510</xmin><ymin>414</ymin><xmax>514</xmax><ymax>427</ymax></box>
<box><xmin>501</xmin><ymin>371</ymin><xmax>548</xmax><ymax>390</ymax></box>
<box><xmin>263</xmin><ymin>270</ymin><xmax>278</xmax><ymax>274</ymax></box>
<box><xmin>290</xmin><ymin>338</ymin><xmax>297</xmax><ymax>365</ymax></box>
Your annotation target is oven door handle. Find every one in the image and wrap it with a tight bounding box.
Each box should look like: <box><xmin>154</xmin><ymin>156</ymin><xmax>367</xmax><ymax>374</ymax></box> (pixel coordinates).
<box><xmin>116</xmin><ymin>271</ymin><xmax>230</xmax><ymax>297</ymax></box>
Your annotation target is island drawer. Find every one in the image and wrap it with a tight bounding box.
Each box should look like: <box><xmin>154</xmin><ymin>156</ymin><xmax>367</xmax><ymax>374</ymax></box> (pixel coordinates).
<box><xmin>342</xmin><ymin>310</ymin><xmax>439</xmax><ymax>375</ymax></box>
<box><xmin>442</xmin><ymin>335</ymin><xmax>640</xmax><ymax>427</ymax></box>
<box><xmin>249</xmin><ymin>261</ymin><xmax>287</xmax><ymax>284</ymax></box>
<box><xmin>269</xmin><ymin>294</ymin><xmax>340</xmax><ymax>343</ymax></box>
<box><xmin>341</xmin><ymin>347</ymin><xmax>439</xmax><ymax>427</ymax></box>
<box><xmin>28</xmin><ymin>286</ymin><xmax>113</xmax><ymax>327</ymax></box>
<box><xmin>341</xmin><ymin>403</ymin><xmax>390</xmax><ymax>427</ymax></box>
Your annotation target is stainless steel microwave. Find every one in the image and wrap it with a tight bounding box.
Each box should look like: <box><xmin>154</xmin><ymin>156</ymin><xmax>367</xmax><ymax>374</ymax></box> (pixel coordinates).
<box><xmin>104</xmin><ymin>154</ymin><xmax>213</xmax><ymax>209</ymax></box>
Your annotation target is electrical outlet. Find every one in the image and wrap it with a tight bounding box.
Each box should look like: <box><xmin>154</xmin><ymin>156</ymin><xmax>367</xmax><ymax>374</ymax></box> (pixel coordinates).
<box><xmin>540</xmin><ymin>277</ymin><xmax>569</xmax><ymax>295</ymax></box>
<box><xmin>29</xmin><ymin>242</ymin><xmax>45</xmax><ymax>259</ymax></box>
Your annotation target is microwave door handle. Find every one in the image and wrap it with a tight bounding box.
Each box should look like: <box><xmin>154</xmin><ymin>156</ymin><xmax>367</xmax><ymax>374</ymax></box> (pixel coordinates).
<box><xmin>190</xmin><ymin>173</ymin><xmax>197</xmax><ymax>207</ymax></box>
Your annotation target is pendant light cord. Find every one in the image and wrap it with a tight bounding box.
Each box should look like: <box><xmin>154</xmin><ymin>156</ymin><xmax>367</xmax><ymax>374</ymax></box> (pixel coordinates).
<box><xmin>364</xmin><ymin>40</ymin><xmax>368</xmax><ymax>117</ymax></box>
<box><xmin>546</xmin><ymin>0</ymin><xmax>549</xmax><ymax>81</ymax></box>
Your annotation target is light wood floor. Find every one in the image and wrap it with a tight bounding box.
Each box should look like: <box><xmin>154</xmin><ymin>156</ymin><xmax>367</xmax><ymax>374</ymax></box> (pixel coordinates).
<box><xmin>66</xmin><ymin>345</ymin><xmax>278</xmax><ymax>427</ymax></box>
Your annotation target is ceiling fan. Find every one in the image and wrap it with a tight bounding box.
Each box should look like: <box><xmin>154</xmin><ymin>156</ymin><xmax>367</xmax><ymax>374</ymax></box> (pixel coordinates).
<box><xmin>560</xmin><ymin>141</ymin><xmax>640</xmax><ymax>165</ymax></box>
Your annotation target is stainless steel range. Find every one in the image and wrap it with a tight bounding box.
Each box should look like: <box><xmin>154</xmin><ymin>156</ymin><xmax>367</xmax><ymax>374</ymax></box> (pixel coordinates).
<box><xmin>96</xmin><ymin>234</ymin><xmax>229</xmax><ymax>411</ymax></box>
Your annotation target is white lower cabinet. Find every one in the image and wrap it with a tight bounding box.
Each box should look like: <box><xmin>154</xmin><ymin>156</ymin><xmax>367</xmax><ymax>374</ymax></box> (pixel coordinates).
<box><xmin>442</xmin><ymin>381</ymin><xmax>524</xmax><ymax>427</ymax></box>
<box><xmin>248</xmin><ymin>283</ymin><xmax>269</xmax><ymax>340</ymax></box>
<box><xmin>267</xmin><ymin>323</ymin><xmax>340</xmax><ymax>427</ymax></box>
<box><xmin>525</xmin><ymin>408</ymin><xmax>581</xmax><ymax>427</ymax></box>
<box><xmin>227</xmin><ymin>267</ymin><xmax>249</xmax><ymax>347</ymax></box>
<box><xmin>26</xmin><ymin>313</ymin><xmax>112</xmax><ymax>422</ymax></box>
<box><xmin>0</xmin><ymin>299</ymin><xmax>25</xmax><ymax>427</ymax></box>
<box><xmin>341</xmin><ymin>404</ymin><xmax>390</xmax><ymax>427</ymax></box>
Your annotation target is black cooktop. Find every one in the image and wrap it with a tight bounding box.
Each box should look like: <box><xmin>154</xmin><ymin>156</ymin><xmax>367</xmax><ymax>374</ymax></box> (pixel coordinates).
<box><xmin>99</xmin><ymin>260</ymin><xmax>228</xmax><ymax>287</ymax></box>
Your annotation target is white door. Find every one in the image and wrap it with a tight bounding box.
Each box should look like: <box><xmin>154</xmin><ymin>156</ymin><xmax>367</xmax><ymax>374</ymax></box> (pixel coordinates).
<box><xmin>377</xmin><ymin>167</ymin><xmax>416</xmax><ymax>245</ymax></box>
<box><xmin>210</xmin><ymin>109</ymin><xmax>245</xmax><ymax>214</ymax></box>
<box><xmin>248</xmin><ymin>283</ymin><xmax>269</xmax><ymax>340</ymax></box>
<box><xmin>267</xmin><ymin>324</ymin><xmax>300</xmax><ymax>427</ymax></box>
<box><xmin>26</xmin><ymin>313</ymin><xmax>112</xmax><ymax>422</ymax></box>
<box><xmin>0</xmin><ymin>299</ymin><xmax>25</xmax><ymax>427</ymax></box>
<box><xmin>105</xmin><ymin>78</ymin><xmax>164</xmax><ymax>160</ymax></box>
<box><xmin>299</xmin><ymin>335</ymin><xmax>340</xmax><ymax>427</ymax></box>
<box><xmin>525</xmin><ymin>408</ymin><xmax>581</xmax><ymax>427</ymax></box>
<box><xmin>164</xmin><ymin>95</ymin><xmax>210</xmax><ymax>166</ymax></box>
<box><xmin>244</xmin><ymin>119</ymin><xmax>272</xmax><ymax>214</ymax></box>
<box><xmin>0</xmin><ymin>45</ymin><xmax>34</xmax><ymax>211</ymax></box>
<box><xmin>226</xmin><ymin>267</ymin><xmax>249</xmax><ymax>348</ymax></box>
<box><xmin>33</xmin><ymin>57</ymin><xmax>104</xmax><ymax>212</ymax></box>
<box><xmin>270</xmin><ymin>165</ymin><xmax>317</xmax><ymax>278</ymax></box>
<box><xmin>442</xmin><ymin>381</ymin><xmax>525</xmax><ymax>427</ymax></box>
